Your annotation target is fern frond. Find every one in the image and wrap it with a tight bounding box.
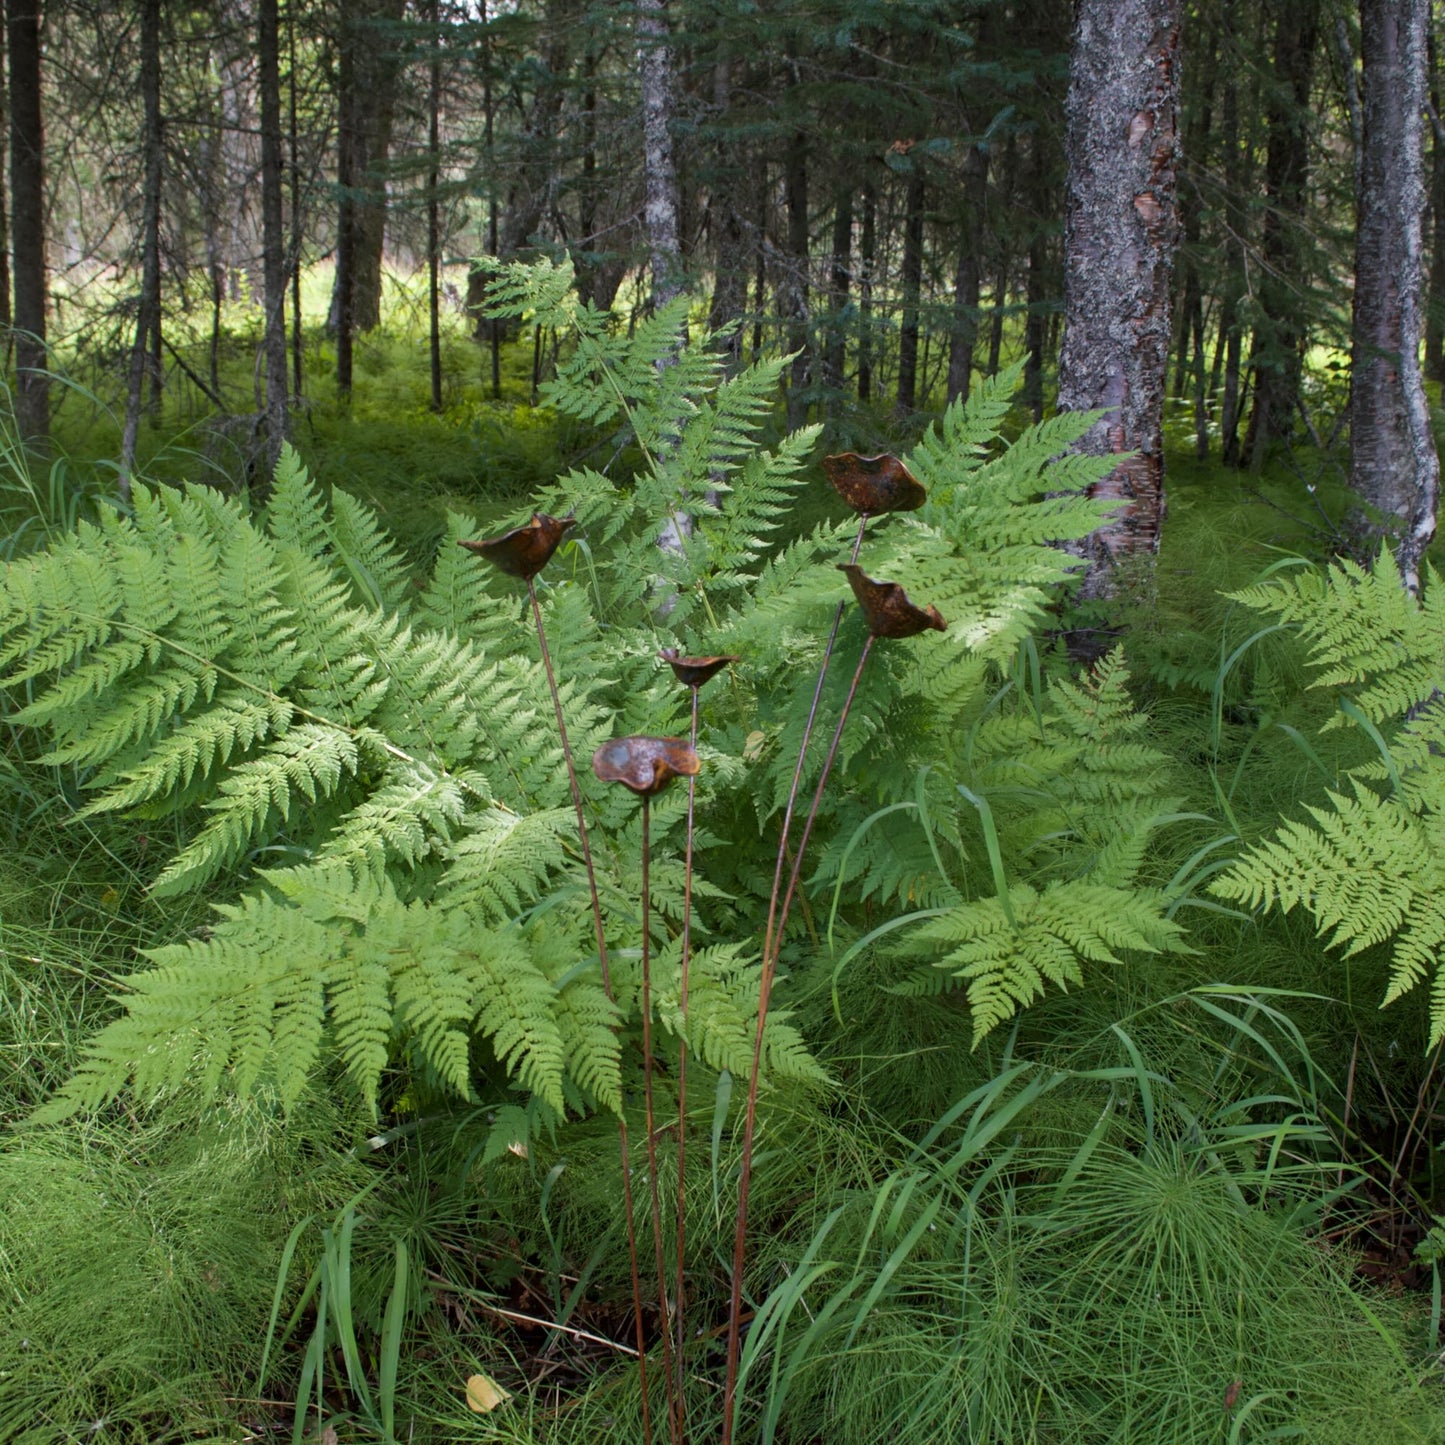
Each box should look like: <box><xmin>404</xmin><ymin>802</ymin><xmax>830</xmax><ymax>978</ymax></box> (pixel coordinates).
<box><xmin>911</xmin><ymin>880</ymin><xmax>1186</xmax><ymax>1044</ymax></box>
<box><xmin>328</xmin><ymin>488</ymin><xmax>412</xmax><ymax>613</ymax></box>
<box><xmin>152</xmin><ymin>724</ymin><xmax>362</xmax><ymax>895</ymax></box>
<box><xmin>445</xmin><ymin>806</ymin><xmax>576</xmax><ymax>922</ymax></box>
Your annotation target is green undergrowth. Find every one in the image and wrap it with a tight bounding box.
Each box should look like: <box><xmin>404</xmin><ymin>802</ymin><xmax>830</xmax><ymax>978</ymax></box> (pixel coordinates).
<box><xmin>3</xmin><ymin>283</ymin><xmax>1445</xmax><ymax>1442</ymax></box>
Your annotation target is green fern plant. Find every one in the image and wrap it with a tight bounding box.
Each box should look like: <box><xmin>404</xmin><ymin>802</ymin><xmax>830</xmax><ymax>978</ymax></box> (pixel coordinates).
<box><xmin>3</xmin><ymin>257</ymin><xmax>1189</xmax><ymax>1140</ymax></box>
<box><xmin>1213</xmin><ymin>551</ymin><xmax>1445</xmax><ymax>1040</ymax></box>
<box><xmin>828</xmin><ymin>648</ymin><xmax>1192</xmax><ymax>1043</ymax></box>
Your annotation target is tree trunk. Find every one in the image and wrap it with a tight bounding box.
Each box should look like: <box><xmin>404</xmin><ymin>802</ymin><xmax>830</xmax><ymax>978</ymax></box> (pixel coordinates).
<box><xmin>638</xmin><ymin>0</ymin><xmax>682</xmax><ymax>309</ymax></box>
<box><xmin>896</xmin><ymin>170</ymin><xmax>925</xmax><ymax>414</ymax></box>
<box><xmin>427</xmin><ymin>0</ymin><xmax>442</xmax><ymax>412</ymax></box>
<box><xmin>7</xmin><ymin>0</ymin><xmax>45</xmax><ymax>450</ymax></box>
<box><xmin>946</xmin><ymin>142</ymin><xmax>989</xmax><ymax>404</ymax></box>
<box><xmin>334</xmin><ymin>10</ymin><xmax>356</xmax><ymax>398</ymax></box>
<box><xmin>288</xmin><ymin>0</ymin><xmax>303</xmax><ymax>400</ymax></box>
<box><xmin>330</xmin><ymin>0</ymin><xmax>404</xmax><ymax>339</ymax></box>
<box><xmin>218</xmin><ymin>1</ymin><xmax>260</xmax><ymax>305</ymax></box>
<box><xmin>781</xmin><ymin>118</ymin><xmax>810</xmax><ymax>423</ymax></box>
<box><xmin>706</xmin><ymin>50</ymin><xmax>749</xmax><ymax>366</ymax></box>
<box><xmin>1425</xmin><ymin>18</ymin><xmax>1445</xmax><ymax>383</ymax></box>
<box><xmin>1022</xmin><ymin>125</ymin><xmax>1053</xmax><ymax>423</ymax></box>
<box><xmin>483</xmin><ymin>0</ymin><xmax>499</xmax><ymax>396</ymax></box>
<box><xmin>1350</xmin><ymin>0</ymin><xmax>1438</xmax><ymax>592</ymax></box>
<box><xmin>750</xmin><ymin>161</ymin><xmax>767</xmax><ymax>363</ymax></box>
<box><xmin>1057</xmin><ymin>0</ymin><xmax>1182</xmax><ymax>611</ymax></box>
<box><xmin>576</xmin><ymin>41</ymin><xmax>599</xmax><ymax>308</ymax></box>
<box><xmin>0</xmin><ymin>17</ymin><xmax>11</xmax><ymax>335</ymax></box>
<box><xmin>857</xmin><ymin>177</ymin><xmax>875</xmax><ymax>402</ymax></box>
<box><xmin>258</xmin><ymin>0</ymin><xmax>288</xmax><ymax>475</ymax></box>
<box><xmin>822</xmin><ymin>187</ymin><xmax>852</xmax><ymax>391</ymax></box>
<box><xmin>1242</xmin><ymin>0</ymin><xmax>1320</xmax><ymax>465</ymax></box>
<box><xmin>120</xmin><ymin>0</ymin><xmax>163</xmax><ymax>499</ymax></box>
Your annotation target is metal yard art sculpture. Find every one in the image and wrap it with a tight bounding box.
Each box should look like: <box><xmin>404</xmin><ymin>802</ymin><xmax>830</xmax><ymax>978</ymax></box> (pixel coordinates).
<box><xmin>462</xmin><ymin>454</ymin><xmax>945</xmax><ymax>1444</ymax></box>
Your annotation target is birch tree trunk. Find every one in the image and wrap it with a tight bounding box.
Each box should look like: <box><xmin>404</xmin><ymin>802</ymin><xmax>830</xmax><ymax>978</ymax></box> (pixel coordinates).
<box><xmin>7</xmin><ymin>0</ymin><xmax>45</xmax><ymax>450</ymax></box>
<box><xmin>1350</xmin><ymin>0</ymin><xmax>1439</xmax><ymax>593</ymax></box>
<box><xmin>638</xmin><ymin>0</ymin><xmax>682</xmax><ymax>309</ymax></box>
<box><xmin>1056</xmin><ymin>0</ymin><xmax>1181</xmax><ymax>609</ymax></box>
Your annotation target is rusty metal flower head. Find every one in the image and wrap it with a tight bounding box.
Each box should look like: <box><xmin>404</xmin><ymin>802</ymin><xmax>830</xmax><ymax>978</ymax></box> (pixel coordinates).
<box><xmin>659</xmin><ymin>648</ymin><xmax>740</xmax><ymax>690</ymax></box>
<box><xmin>592</xmin><ymin>736</ymin><xmax>701</xmax><ymax>797</ymax></box>
<box><xmin>822</xmin><ymin>453</ymin><xmax>926</xmax><ymax>516</ymax></box>
<box><xmin>458</xmin><ymin>513</ymin><xmax>576</xmax><ymax>581</ymax></box>
<box><xmin>838</xmin><ymin>564</ymin><xmax>947</xmax><ymax>639</ymax></box>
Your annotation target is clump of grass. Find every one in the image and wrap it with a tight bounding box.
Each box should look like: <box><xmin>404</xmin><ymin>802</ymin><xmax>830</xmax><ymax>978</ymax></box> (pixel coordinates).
<box><xmin>0</xmin><ymin>1092</ymin><xmax>369</xmax><ymax>1443</ymax></box>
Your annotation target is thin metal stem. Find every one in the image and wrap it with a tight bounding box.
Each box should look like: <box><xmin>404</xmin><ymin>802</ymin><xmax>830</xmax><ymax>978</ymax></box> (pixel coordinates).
<box><xmin>640</xmin><ymin>797</ymin><xmax>680</xmax><ymax>1445</ymax></box>
<box><xmin>771</xmin><ymin>636</ymin><xmax>875</xmax><ymax>968</ymax></box>
<box><xmin>673</xmin><ymin>684</ymin><xmax>700</xmax><ymax>1441</ymax></box>
<box><xmin>721</xmin><ymin>631</ymin><xmax>877</xmax><ymax>1445</ymax></box>
<box><xmin>527</xmin><ymin>578</ymin><xmax>652</xmax><ymax>1445</ymax></box>
<box><xmin>757</xmin><ymin>514</ymin><xmax>869</xmax><ymax>975</ymax></box>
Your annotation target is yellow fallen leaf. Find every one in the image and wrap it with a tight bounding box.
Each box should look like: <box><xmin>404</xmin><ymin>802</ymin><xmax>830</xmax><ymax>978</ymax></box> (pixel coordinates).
<box><xmin>465</xmin><ymin>1373</ymin><xmax>510</xmax><ymax>1413</ymax></box>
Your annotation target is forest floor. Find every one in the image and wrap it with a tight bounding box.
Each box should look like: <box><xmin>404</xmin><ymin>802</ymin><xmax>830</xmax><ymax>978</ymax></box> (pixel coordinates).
<box><xmin>3</xmin><ymin>299</ymin><xmax>1445</xmax><ymax>1443</ymax></box>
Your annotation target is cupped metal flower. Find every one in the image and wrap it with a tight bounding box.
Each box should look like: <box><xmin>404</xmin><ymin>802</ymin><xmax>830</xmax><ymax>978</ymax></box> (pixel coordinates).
<box><xmin>458</xmin><ymin>512</ymin><xmax>576</xmax><ymax>580</ymax></box>
<box><xmin>659</xmin><ymin>648</ymin><xmax>740</xmax><ymax>690</ymax></box>
<box><xmin>592</xmin><ymin>736</ymin><xmax>701</xmax><ymax>797</ymax></box>
<box><xmin>822</xmin><ymin>453</ymin><xmax>926</xmax><ymax>515</ymax></box>
<box><xmin>838</xmin><ymin>564</ymin><xmax>947</xmax><ymax>639</ymax></box>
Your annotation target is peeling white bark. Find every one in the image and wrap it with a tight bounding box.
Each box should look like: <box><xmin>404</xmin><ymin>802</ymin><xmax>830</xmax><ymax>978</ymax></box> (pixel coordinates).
<box><xmin>638</xmin><ymin>0</ymin><xmax>682</xmax><ymax>309</ymax></box>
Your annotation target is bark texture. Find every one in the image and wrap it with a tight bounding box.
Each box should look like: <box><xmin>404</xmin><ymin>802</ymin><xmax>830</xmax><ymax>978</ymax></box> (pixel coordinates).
<box><xmin>0</xmin><ymin>18</ymin><xmax>11</xmax><ymax>334</ymax></box>
<box><xmin>946</xmin><ymin>142</ymin><xmax>989</xmax><ymax>404</ymax></box>
<box><xmin>7</xmin><ymin>0</ymin><xmax>45</xmax><ymax>448</ymax></box>
<box><xmin>1241</xmin><ymin>0</ymin><xmax>1319</xmax><ymax>465</ymax></box>
<box><xmin>706</xmin><ymin>51</ymin><xmax>750</xmax><ymax>365</ymax></box>
<box><xmin>121</xmin><ymin>0</ymin><xmax>163</xmax><ymax>496</ymax></box>
<box><xmin>1056</xmin><ymin>0</ymin><xmax>1181</xmax><ymax>602</ymax></box>
<box><xmin>637</xmin><ymin>0</ymin><xmax>682</xmax><ymax>308</ymax></box>
<box><xmin>331</xmin><ymin>0</ymin><xmax>404</xmax><ymax>342</ymax></box>
<box><xmin>822</xmin><ymin>187</ymin><xmax>852</xmax><ymax>391</ymax></box>
<box><xmin>895</xmin><ymin>171</ymin><xmax>925</xmax><ymax>414</ymax></box>
<box><xmin>1350</xmin><ymin>0</ymin><xmax>1439</xmax><ymax>592</ymax></box>
<box><xmin>258</xmin><ymin>0</ymin><xmax>288</xmax><ymax>471</ymax></box>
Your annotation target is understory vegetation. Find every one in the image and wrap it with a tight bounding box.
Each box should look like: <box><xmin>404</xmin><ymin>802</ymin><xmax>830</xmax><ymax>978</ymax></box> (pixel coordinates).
<box><xmin>4</xmin><ymin>269</ymin><xmax>1445</xmax><ymax>1445</ymax></box>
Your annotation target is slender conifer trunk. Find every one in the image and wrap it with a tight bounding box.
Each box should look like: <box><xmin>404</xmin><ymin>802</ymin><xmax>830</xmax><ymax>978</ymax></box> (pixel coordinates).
<box><xmin>258</xmin><ymin>0</ymin><xmax>288</xmax><ymax>474</ymax></box>
<box><xmin>896</xmin><ymin>170</ymin><xmax>925</xmax><ymax>414</ymax></box>
<box><xmin>121</xmin><ymin>0</ymin><xmax>163</xmax><ymax>498</ymax></box>
<box><xmin>7</xmin><ymin>0</ymin><xmax>45</xmax><ymax>450</ymax></box>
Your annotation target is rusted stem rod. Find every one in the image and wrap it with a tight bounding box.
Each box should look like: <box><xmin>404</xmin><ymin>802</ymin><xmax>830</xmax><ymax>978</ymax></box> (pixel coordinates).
<box><xmin>640</xmin><ymin>796</ymin><xmax>680</xmax><ymax>1445</ymax></box>
<box><xmin>672</xmin><ymin>684</ymin><xmax>700</xmax><ymax>1441</ymax></box>
<box><xmin>721</xmin><ymin>632</ymin><xmax>876</xmax><ymax>1445</ymax></box>
<box><xmin>757</xmin><ymin>514</ymin><xmax>868</xmax><ymax>975</ymax></box>
<box><xmin>527</xmin><ymin>578</ymin><xmax>653</xmax><ymax>1445</ymax></box>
